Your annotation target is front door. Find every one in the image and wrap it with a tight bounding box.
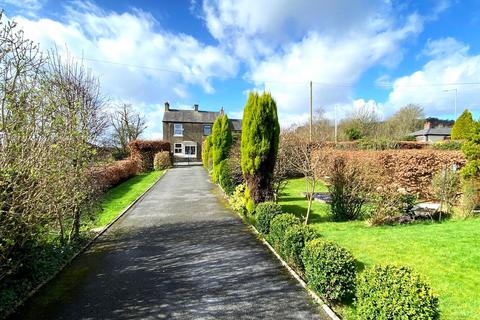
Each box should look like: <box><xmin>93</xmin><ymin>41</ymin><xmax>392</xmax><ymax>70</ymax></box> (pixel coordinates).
<box><xmin>185</xmin><ymin>145</ymin><xmax>196</xmax><ymax>158</ymax></box>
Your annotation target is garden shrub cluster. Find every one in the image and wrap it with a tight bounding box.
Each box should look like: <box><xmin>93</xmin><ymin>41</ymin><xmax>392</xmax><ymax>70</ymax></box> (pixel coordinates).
<box><xmin>128</xmin><ymin>140</ymin><xmax>170</xmax><ymax>172</ymax></box>
<box><xmin>267</xmin><ymin>213</ymin><xmax>300</xmax><ymax>251</ymax></box>
<box><xmin>283</xmin><ymin>224</ymin><xmax>318</xmax><ymax>274</ymax></box>
<box><xmin>228</xmin><ymin>184</ymin><xmax>248</xmax><ymax>215</ymax></box>
<box><xmin>154</xmin><ymin>151</ymin><xmax>172</xmax><ymax>170</ymax></box>
<box><xmin>356</xmin><ymin>265</ymin><xmax>439</xmax><ymax>320</ymax></box>
<box><xmin>92</xmin><ymin>159</ymin><xmax>139</xmax><ymax>191</ymax></box>
<box><xmin>302</xmin><ymin>239</ymin><xmax>356</xmax><ymax>302</ymax></box>
<box><xmin>432</xmin><ymin>140</ymin><xmax>463</xmax><ymax>150</ymax></box>
<box><xmin>255</xmin><ymin>202</ymin><xmax>283</xmax><ymax>234</ymax></box>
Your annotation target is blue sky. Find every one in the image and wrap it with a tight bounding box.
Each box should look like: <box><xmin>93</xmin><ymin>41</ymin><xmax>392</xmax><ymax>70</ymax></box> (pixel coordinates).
<box><xmin>1</xmin><ymin>0</ymin><xmax>479</xmax><ymax>138</ymax></box>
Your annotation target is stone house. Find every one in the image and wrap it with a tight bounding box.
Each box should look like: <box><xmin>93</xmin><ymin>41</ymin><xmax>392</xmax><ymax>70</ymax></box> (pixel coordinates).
<box><xmin>410</xmin><ymin>121</ymin><xmax>452</xmax><ymax>143</ymax></box>
<box><xmin>162</xmin><ymin>102</ymin><xmax>241</xmax><ymax>162</ymax></box>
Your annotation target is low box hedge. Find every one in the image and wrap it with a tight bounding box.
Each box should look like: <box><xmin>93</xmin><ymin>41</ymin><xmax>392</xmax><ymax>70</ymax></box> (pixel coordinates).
<box><xmin>283</xmin><ymin>224</ymin><xmax>319</xmax><ymax>274</ymax></box>
<box><xmin>255</xmin><ymin>202</ymin><xmax>283</xmax><ymax>234</ymax></box>
<box><xmin>267</xmin><ymin>213</ymin><xmax>300</xmax><ymax>252</ymax></box>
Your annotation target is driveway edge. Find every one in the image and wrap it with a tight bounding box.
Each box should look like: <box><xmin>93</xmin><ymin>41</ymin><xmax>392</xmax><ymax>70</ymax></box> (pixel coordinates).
<box><xmin>6</xmin><ymin>170</ymin><xmax>167</xmax><ymax>319</ymax></box>
<box><xmin>216</xmin><ymin>182</ymin><xmax>341</xmax><ymax>320</ymax></box>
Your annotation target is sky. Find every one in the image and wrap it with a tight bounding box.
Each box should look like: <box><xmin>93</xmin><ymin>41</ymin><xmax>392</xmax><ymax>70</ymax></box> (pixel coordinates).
<box><xmin>1</xmin><ymin>0</ymin><xmax>480</xmax><ymax>139</ymax></box>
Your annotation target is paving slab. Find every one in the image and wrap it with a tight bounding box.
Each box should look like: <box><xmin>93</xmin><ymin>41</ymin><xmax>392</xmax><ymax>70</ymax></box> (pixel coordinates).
<box><xmin>10</xmin><ymin>166</ymin><xmax>328</xmax><ymax>320</ymax></box>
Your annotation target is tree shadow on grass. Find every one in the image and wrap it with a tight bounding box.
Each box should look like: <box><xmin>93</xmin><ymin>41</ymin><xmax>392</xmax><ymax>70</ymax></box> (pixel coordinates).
<box><xmin>280</xmin><ymin>204</ymin><xmax>332</xmax><ymax>224</ymax></box>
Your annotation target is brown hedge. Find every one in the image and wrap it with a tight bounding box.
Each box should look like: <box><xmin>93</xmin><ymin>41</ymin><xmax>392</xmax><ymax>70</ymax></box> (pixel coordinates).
<box><xmin>315</xmin><ymin>149</ymin><xmax>466</xmax><ymax>199</ymax></box>
<box><xmin>321</xmin><ymin>141</ymin><xmax>428</xmax><ymax>150</ymax></box>
<box><xmin>92</xmin><ymin>158</ymin><xmax>139</xmax><ymax>191</ymax></box>
<box><xmin>128</xmin><ymin>140</ymin><xmax>171</xmax><ymax>172</ymax></box>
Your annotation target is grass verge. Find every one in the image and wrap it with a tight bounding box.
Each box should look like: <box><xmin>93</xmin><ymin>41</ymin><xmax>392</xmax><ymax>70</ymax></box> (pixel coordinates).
<box><xmin>278</xmin><ymin>178</ymin><xmax>480</xmax><ymax>320</ymax></box>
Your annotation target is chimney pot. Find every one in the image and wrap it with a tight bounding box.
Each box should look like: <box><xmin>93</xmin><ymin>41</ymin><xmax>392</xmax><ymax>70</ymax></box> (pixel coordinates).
<box><xmin>164</xmin><ymin>101</ymin><xmax>170</xmax><ymax>112</ymax></box>
<box><xmin>220</xmin><ymin>106</ymin><xmax>224</xmax><ymax>115</ymax></box>
<box><xmin>194</xmin><ymin>104</ymin><xmax>199</xmax><ymax>111</ymax></box>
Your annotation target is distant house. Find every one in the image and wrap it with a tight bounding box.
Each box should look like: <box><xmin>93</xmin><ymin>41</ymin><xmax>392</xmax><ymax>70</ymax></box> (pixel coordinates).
<box><xmin>162</xmin><ymin>102</ymin><xmax>241</xmax><ymax>162</ymax></box>
<box><xmin>410</xmin><ymin>121</ymin><xmax>451</xmax><ymax>143</ymax></box>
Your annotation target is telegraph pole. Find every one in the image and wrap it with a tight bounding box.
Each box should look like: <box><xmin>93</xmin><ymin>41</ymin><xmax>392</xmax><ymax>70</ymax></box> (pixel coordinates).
<box><xmin>334</xmin><ymin>104</ymin><xmax>338</xmax><ymax>143</ymax></box>
<box><xmin>309</xmin><ymin>81</ymin><xmax>313</xmax><ymax>142</ymax></box>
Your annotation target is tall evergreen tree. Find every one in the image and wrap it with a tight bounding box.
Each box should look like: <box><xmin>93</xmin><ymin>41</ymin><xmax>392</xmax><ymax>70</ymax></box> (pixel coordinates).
<box><xmin>452</xmin><ymin>109</ymin><xmax>476</xmax><ymax>140</ymax></box>
<box><xmin>211</xmin><ymin>114</ymin><xmax>232</xmax><ymax>182</ymax></box>
<box><xmin>241</xmin><ymin>92</ymin><xmax>280</xmax><ymax>212</ymax></box>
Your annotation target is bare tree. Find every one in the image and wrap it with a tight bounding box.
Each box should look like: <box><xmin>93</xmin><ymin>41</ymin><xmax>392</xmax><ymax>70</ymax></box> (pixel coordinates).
<box><xmin>110</xmin><ymin>103</ymin><xmax>146</xmax><ymax>159</ymax></box>
<box><xmin>282</xmin><ymin>130</ymin><xmax>326</xmax><ymax>224</ymax></box>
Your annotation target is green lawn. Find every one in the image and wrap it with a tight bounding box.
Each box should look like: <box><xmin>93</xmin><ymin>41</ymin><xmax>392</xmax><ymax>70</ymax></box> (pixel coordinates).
<box><xmin>278</xmin><ymin>178</ymin><xmax>480</xmax><ymax>320</ymax></box>
<box><xmin>92</xmin><ymin>170</ymin><xmax>164</xmax><ymax>227</ymax></box>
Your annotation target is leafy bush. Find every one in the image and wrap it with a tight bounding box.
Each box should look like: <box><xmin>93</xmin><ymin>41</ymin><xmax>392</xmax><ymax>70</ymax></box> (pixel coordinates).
<box><xmin>268</xmin><ymin>213</ymin><xmax>300</xmax><ymax>251</ymax></box>
<box><xmin>153</xmin><ymin>151</ymin><xmax>172</xmax><ymax>170</ymax></box>
<box><xmin>328</xmin><ymin>157</ymin><xmax>372</xmax><ymax>221</ymax></box>
<box><xmin>283</xmin><ymin>224</ymin><xmax>319</xmax><ymax>273</ymax></box>
<box><xmin>432</xmin><ymin>167</ymin><xmax>460</xmax><ymax>216</ymax></box>
<box><xmin>460</xmin><ymin>179</ymin><xmax>479</xmax><ymax>217</ymax></box>
<box><xmin>212</xmin><ymin>114</ymin><xmax>232</xmax><ymax>182</ymax></box>
<box><xmin>431</xmin><ymin>140</ymin><xmax>463</xmax><ymax>150</ymax></box>
<box><xmin>216</xmin><ymin>159</ymin><xmax>236</xmax><ymax>195</ymax></box>
<box><xmin>345</xmin><ymin>127</ymin><xmax>363</xmax><ymax>141</ymax></box>
<box><xmin>302</xmin><ymin>239</ymin><xmax>356</xmax><ymax>302</ymax></box>
<box><xmin>228</xmin><ymin>184</ymin><xmax>248</xmax><ymax>215</ymax></box>
<box><xmin>202</xmin><ymin>136</ymin><xmax>213</xmax><ymax>170</ymax></box>
<box><xmin>356</xmin><ymin>265</ymin><xmax>439</xmax><ymax>320</ymax></box>
<box><xmin>255</xmin><ymin>202</ymin><xmax>283</xmax><ymax>234</ymax></box>
<box><xmin>368</xmin><ymin>188</ymin><xmax>417</xmax><ymax>226</ymax></box>
<box><xmin>128</xmin><ymin>140</ymin><xmax>170</xmax><ymax>172</ymax></box>
<box><xmin>451</xmin><ymin>109</ymin><xmax>476</xmax><ymax>140</ymax></box>
<box><xmin>93</xmin><ymin>158</ymin><xmax>139</xmax><ymax>191</ymax></box>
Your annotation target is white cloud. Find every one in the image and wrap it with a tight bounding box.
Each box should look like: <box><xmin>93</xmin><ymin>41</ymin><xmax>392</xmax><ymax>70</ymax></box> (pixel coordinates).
<box><xmin>12</xmin><ymin>3</ymin><xmax>238</xmax><ymax>138</ymax></box>
<box><xmin>386</xmin><ymin>38</ymin><xmax>480</xmax><ymax>118</ymax></box>
<box><xmin>0</xmin><ymin>0</ymin><xmax>45</xmax><ymax>16</ymax></box>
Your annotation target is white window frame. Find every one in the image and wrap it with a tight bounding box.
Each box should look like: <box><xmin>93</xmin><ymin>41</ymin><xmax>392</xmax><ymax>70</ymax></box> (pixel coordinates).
<box><xmin>173</xmin><ymin>123</ymin><xmax>183</xmax><ymax>137</ymax></box>
<box><xmin>183</xmin><ymin>141</ymin><xmax>197</xmax><ymax>158</ymax></box>
<box><xmin>203</xmin><ymin>125</ymin><xmax>212</xmax><ymax>136</ymax></box>
<box><xmin>174</xmin><ymin>143</ymin><xmax>183</xmax><ymax>154</ymax></box>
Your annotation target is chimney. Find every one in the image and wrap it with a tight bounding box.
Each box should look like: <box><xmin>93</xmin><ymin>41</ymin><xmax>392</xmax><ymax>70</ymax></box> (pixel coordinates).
<box><xmin>219</xmin><ymin>106</ymin><xmax>224</xmax><ymax>115</ymax></box>
<box><xmin>424</xmin><ymin>121</ymin><xmax>431</xmax><ymax>129</ymax></box>
<box><xmin>194</xmin><ymin>104</ymin><xmax>199</xmax><ymax>111</ymax></box>
<box><xmin>164</xmin><ymin>101</ymin><xmax>170</xmax><ymax>112</ymax></box>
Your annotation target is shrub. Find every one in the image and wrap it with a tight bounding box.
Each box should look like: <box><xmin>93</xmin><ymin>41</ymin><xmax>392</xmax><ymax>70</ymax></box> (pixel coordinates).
<box><xmin>432</xmin><ymin>167</ymin><xmax>460</xmax><ymax>216</ymax></box>
<box><xmin>268</xmin><ymin>213</ymin><xmax>300</xmax><ymax>251</ymax></box>
<box><xmin>368</xmin><ymin>188</ymin><xmax>417</xmax><ymax>226</ymax></box>
<box><xmin>356</xmin><ymin>265</ymin><xmax>439</xmax><ymax>320</ymax></box>
<box><xmin>451</xmin><ymin>109</ymin><xmax>476</xmax><ymax>140</ymax></box>
<box><xmin>217</xmin><ymin>159</ymin><xmax>236</xmax><ymax>195</ymax></box>
<box><xmin>255</xmin><ymin>202</ymin><xmax>283</xmax><ymax>234</ymax></box>
<box><xmin>202</xmin><ymin>136</ymin><xmax>213</xmax><ymax>170</ymax></box>
<box><xmin>302</xmin><ymin>239</ymin><xmax>356</xmax><ymax>302</ymax></box>
<box><xmin>345</xmin><ymin>127</ymin><xmax>363</xmax><ymax>141</ymax></box>
<box><xmin>328</xmin><ymin>157</ymin><xmax>372</xmax><ymax>221</ymax></box>
<box><xmin>241</xmin><ymin>92</ymin><xmax>280</xmax><ymax>209</ymax></box>
<box><xmin>432</xmin><ymin>140</ymin><xmax>463</xmax><ymax>150</ymax></box>
<box><xmin>128</xmin><ymin>140</ymin><xmax>170</xmax><ymax>172</ymax></box>
<box><xmin>229</xmin><ymin>184</ymin><xmax>248</xmax><ymax>215</ymax></box>
<box><xmin>283</xmin><ymin>224</ymin><xmax>319</xmax><ymax>273</ymax></box>
<box><xmin>153</xmin><ymin>151</ymin><xmax>172</xmax><ymax>170</ymax></box>
<box><xmin>460</xmin><ymin>179</ymin><xmax>479</xmax><ymax>217</ymax></box>
<box><xmin>93</xmin><ymin>158</ymin><xmax>138</xmax><ymax>191</ymax></box>
<box><xmin>212</xmin><ymin>114</ymin><xmax>233</xmax><ymax>182</ymax></box>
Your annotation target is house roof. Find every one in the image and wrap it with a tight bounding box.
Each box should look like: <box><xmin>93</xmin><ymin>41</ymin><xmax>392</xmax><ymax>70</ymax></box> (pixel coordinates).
<box><xmin>410</xmin><ymin>126</ymin><xmax>452</xmax><ymax>137</ymax></box>
<box><xmin>163</xmin><ymin>108</ymin><xmax>242</xmax><ymax>130</ymax></box>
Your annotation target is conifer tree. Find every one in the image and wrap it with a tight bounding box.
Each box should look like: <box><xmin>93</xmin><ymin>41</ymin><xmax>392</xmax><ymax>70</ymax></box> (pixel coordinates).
<box><xmin>452</xmin><ymin>109</ymin><xmax>476</xmax><ymax>140</ymax></box>
<box><xmin>211</xmin><ymin>114</ymin><xmax>232</xmax><ymax>182</ymax></box>
<box><xmin>240</xmin><ymin>92</ymin><xmax>280</xmax><ymax>211</ymax></box>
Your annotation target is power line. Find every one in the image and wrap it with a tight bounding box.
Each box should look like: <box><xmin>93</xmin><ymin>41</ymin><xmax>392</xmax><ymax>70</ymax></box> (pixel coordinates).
<box><xmin>75</xmin><ymin>55</ymin><xmax>480</xmax><ymax>88</ymax></box>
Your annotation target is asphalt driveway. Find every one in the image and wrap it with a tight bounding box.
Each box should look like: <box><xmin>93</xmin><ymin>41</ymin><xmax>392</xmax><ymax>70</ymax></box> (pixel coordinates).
<box><xmin>11</xmin><ymin>166</ymin><xmax>327</xmax><ymax>320</ymax></box>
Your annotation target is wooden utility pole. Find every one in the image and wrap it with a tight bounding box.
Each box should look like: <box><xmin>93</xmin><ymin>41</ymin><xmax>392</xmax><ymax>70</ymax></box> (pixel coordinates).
<box><xmin>309</xmin><ymin>81</ymin><xmax>313</xmax><ymax>142</ymax></box>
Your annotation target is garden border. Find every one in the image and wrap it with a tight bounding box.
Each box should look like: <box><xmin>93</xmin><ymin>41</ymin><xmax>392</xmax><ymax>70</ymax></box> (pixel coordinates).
<box><xmin>6</xmin><ymin>170</ymin><xmax>167</xmax><ymax>318</ymax></box>
<box><xmin>216</xmin><ymin>183</ymin><xmax>341</xmax><ymax>320</ymax></box>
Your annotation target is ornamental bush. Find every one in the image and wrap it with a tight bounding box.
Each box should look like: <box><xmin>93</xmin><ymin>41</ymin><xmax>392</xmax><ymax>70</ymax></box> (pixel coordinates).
<box><xmin>302</xmin><ymin>239</ymin><xmax>356</xmax><ymax>302</ymax></box>
<box><xmin>241</xmin><ymin>92</ymin><xmax>280</xmax><ymax>210</ymax></box>
<box><xmin>202</xmin><ymin>136</ymin><xmax>213</xmax><ymax>170</ymax></box>
<box><xmin>212</xmin><ymin>114</ymin><xmax>232</xmax><ymax>182</ymax></box>
<box><xmin>283</xmin><ymin>224</ymin><xmax>319</xmax><ymax>274</ymax></box>
<box><xmin>356</xmin><ymin>265</ymin><xmax>439</xmax><ymax>320</ymax></box>
<box><xmin>268</xmin><ymin>213</ymin><xmax>300</xmax><ymax>252</ymax></box>
<box><xmin>153</xmin><ymin>151</ymin><xmax>172</xmax><ymax>170</ymax></box>
<box><xmin>255</xmin><ymin>202</ymin><xmax>283</xmax><ymax>234</ymax></box>
<box><xmin>217</xmin><ymin>159</ymin><xmax>236</xmax><ymax>195</ymax></box>
<box><xmin>228</xmin><ymin>183</ymin><xmax>248</xmax><ymax>215</ymax></box>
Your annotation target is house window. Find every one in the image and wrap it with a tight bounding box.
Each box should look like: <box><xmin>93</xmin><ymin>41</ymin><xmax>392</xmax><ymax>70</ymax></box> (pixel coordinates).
<box><xmin>174</xmin><ymin>143</ymin><xmax>182</xmax><ymax>154</ymax></box>
<box><xmin>174</xmin><ymin>123</ymin><xmax>183</xmax><ymax>136</ymax></box>
<box><xmin>203</xmin><ymin>125</ymin><xmax>212</xmax><ymax>136</ymax></box>
<box><xmin>185</xmin><ymin>145</ymin><xmax>196</xmax><ymax>156</ymax></box>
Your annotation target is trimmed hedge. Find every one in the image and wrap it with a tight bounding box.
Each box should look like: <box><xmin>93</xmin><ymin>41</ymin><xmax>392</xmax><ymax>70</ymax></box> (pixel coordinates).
<box><xmin>356</xmin><ymin>265</ymin><xmax>439</xmax><ymax>320</ymax></box>
<box><xmin>302</xmin><ymin>239</ymin><xmax>356</xmax><ymax>302</ymax></box>
<box><xmin>128</xmin><ymin>140</ymin><xmax>170</xmax><ymax>172</ymax></box>
<box><xmin>268</xmin><ymin>213</ymin><xmax>300</xmax><ymax>251</ymax></box>
<box><xmin>153</xmin><ymin>151</ymin><xmax>172</xmax><ymax>170</ymax></box>
<box><xmin>217</xmin><ymin>159</ymin><xmax>236</xmax><ymax>195</ymax></box>
<box><xmin>92</xmin><ymin>159</ymin><xmax>138</xmax><ymax>191</ymax></box>
<box><xmin>283</xmin><ymin>224</ymin><xmax>319</xmax><ymax>273</ymax></box>
<box><xmin>255</xmin><ymin>202</ymin><xmax>283</xmax><ymax>234</ymax></box>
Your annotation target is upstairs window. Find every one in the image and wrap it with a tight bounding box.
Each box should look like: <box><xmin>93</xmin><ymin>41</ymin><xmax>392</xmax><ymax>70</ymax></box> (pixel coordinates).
<box><xmin>173</xmin><ymin>123</ymin><xmax>183</xmax><ymax>136</ymax></box>
<box><xmin>203</xmin><ymin>125</ymin><xmax>212</xmax><ymax>136</ymax></box>
<box><xmin>174</xmin><ymin>143</ymin><xmax>182</xmax><ymax>154</ymax></box>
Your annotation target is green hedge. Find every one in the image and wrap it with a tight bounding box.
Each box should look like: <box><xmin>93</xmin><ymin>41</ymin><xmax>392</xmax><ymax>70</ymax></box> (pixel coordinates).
<box><xmin>302</xmin><ymin>239</ymin><xmax>356</xmax><ymax>302</ymax></box>
<box><xmin>283</xmin><ymin>224</ymin><xmax>319</xmax><ymax>274</ymax></box>
<box><xmin>356</xmin><ymin>265</ymin><xmax>439</xmax><ymax>320</ymax></box>
<box><xmin>255</xmin><ymin>202</ymin><xmax>283</xmax><ymax>234</ymax></box>
<box><xmin>268</xmin><ymin>213</ymin><xmax>300</xmax><ymax>251</ymax></box>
